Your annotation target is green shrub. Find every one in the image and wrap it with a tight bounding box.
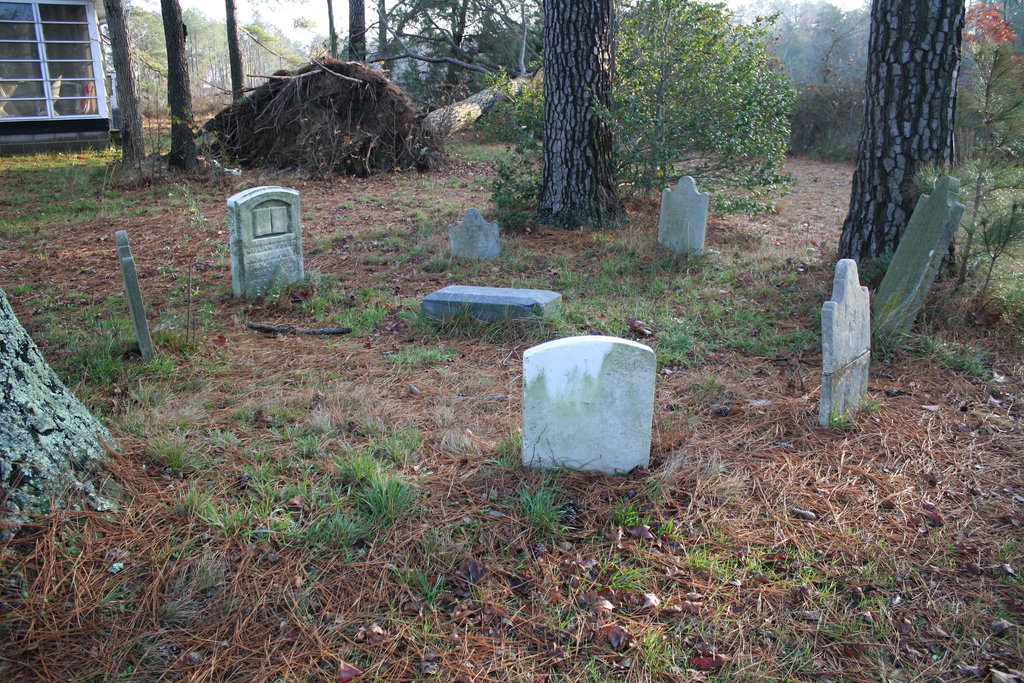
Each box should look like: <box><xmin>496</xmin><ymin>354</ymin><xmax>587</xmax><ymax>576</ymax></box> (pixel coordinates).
<box><xmin>613</xmin><ymin>0</ymin><xmax>795</xmax><ymax>196</ymax></box>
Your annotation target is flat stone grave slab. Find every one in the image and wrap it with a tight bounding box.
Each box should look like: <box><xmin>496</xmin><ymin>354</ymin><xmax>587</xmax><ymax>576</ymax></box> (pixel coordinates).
<box><xmin>421</xmin><ymin>285</ymin><xmax>560</xmax><ymax>322</ymax></box>
<box><xmin>227</xmin><ymin>186</ymin><xmax>304</xmax><ymax>298</ymax></box>
<box><xmin>873</xmin><ymin>175</ymin><xmax>965</xmax><ymax>338</ymax></box>
<box><xmin>449</xmin><ymin>208</ymin><xmax>500</xmax><ymax>259</ymax></box>
<box><xmin>658</xmin><ymin>175</ymin><xmax>709</xmax><ymax>256</ymax></box>
<box><xmin>522</xmin><ymin>335</ymin><xmax>655</xmax><ymax>475</ymax></box>
<box><xmin>115</xmin><ymin>230</ymin><xmax>154</xmax><ymax>360</ymax></box>
<box><xmin>819</xmin><ymin>259</ymin><xmax>870</xmax><ymax>426</ymax></box>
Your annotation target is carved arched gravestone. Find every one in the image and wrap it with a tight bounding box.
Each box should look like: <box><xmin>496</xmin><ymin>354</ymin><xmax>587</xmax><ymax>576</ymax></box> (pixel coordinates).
<box><xmin>819</xmin><ymin>259</ymin><xmax>870</xmax><ymax>426</ymax></box>
<box><xmin>522</xmin><ymin>335</ymin><xmax>655</xmax><ymax>474</ymax></box>
<box><xmin>228</xmin><ymin>186</ymin><xmax>304</xmax><ymax>298</ymax></box>
<box><xmin>449</xmin><ymin>208</ymin><xmax>500</xmax><ymax>259</ymax></box>
<box><xmin>872</xmin><ymin>176</ymin><xmax>964</xmax><ymax>338</ymax></box>
<box><xmin>658</xmin><ymin>176</ymin><xmax>709</xmax><ymax>256</ymax></box>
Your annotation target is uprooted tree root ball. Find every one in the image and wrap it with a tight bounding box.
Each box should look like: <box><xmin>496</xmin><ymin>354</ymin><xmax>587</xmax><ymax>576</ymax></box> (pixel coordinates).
<box><xmin>204</xmin><ymin>59</ymin><xmax>443</xmax><ymax>176</ymax></box>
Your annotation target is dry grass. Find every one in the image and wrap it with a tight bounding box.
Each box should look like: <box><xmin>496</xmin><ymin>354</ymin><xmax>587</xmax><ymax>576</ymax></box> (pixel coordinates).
<box><xmin>0</xmin><ymin>146</ymin><xmax>1022</xmax><ymax>682</ymax></box>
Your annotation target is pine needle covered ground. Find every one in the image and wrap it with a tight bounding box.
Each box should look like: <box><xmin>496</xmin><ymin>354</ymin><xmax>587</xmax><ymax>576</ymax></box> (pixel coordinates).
<box><xmin>0</xmin><ymin>145</ymin><xmax>1021</xmax><ymax>682</ymax></box>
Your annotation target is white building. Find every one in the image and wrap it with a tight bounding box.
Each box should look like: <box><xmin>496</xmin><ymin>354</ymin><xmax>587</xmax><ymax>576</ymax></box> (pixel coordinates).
<box><xmin>0</xmin><ymin>0</ymin><xmax>110</xmax><ymax>154</ymax></box>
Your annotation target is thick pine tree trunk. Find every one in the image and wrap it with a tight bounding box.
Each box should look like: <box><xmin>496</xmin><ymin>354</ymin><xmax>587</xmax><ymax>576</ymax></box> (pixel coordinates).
<box><xmin>839</xmin><ymin>0</ymin><xmax>964</xmax><ymax>261</ymax></box>
<box><xmin>161</xmin><ymin>0</ymin><xmax>197</xmax><ymax>170</ymax></box>
<box><xmin>349</xmin><ymin>0</ymin><xmax>366</xmax><ymax>61</ymax></box>
<box><xmin>536</xmin><ymin>0</ymin><xmax>622</xmax><ymax>230</ymax></box>
<box><xmin>103</xmin><ymin>0</ymin><xmax>145</xmax><ymax>168</ymax></box>
<box><xmin>225</xmin><ymin>0</ymin><xmax>245</xmax><ymax>101</ymax></box>
<box><xmin>0</xmin><ymin>289</ymin><xmax>115</xmax><ymax>537</ymax></box>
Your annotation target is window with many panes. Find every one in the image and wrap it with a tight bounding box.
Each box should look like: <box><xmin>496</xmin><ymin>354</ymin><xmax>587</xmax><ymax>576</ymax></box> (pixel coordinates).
<box><xmin>0</xmin><ymin>1</ymin><xmax>105</xmax><ymax>119</ymax></box>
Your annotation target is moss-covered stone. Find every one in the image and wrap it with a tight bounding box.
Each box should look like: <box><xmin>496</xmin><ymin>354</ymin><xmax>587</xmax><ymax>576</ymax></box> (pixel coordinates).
<box><xmin>0</xmin><ymin>288</ymin><xmax>115</xmax><ymax>537</ymax></box>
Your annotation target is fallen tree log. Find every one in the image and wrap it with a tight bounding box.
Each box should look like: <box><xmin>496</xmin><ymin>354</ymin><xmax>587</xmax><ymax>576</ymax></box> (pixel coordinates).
<box><xmin>427</xmin><ymin>77</ymin><xmax>531</xmax><ymax>137</ymax></box>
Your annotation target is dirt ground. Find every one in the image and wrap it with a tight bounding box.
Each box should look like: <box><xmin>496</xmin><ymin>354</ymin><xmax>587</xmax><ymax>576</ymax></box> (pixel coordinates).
<box><xmin>1</xmin><ymin>150</ymin><xmax>1023</xmax><ymax>682</ymax></box>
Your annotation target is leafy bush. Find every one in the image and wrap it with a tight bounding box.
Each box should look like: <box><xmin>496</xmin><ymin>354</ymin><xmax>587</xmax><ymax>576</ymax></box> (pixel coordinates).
<box><xmin>612</xmin><ymin>0</ymin><xmax>795</xmax><ymax>196</ymax></box>
<box><xmin>949</xmin><ymin>4</ymin><xmax>1024</xmax><ymax>303</ymax></box>
<box><xmin>485</xmin><ymin>76</ymin><xmax>544</xmax><ymax>230</ymax></box>
<box><xmin>490</xmin><ymin>140</ymin><xmax>542</xmax><ymax>230</ymax></box>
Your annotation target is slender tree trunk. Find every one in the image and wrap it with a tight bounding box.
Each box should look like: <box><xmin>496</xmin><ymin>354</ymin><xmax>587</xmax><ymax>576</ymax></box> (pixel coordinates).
<box><xmin>225</xmin><ymin>0</ymin><xmax>245</xmax><ymax>100</ymax></box>
<box><xmin>326</xmin><ymin>0</ymin><xmax>338</xmax><ymax>58</ymax></box>
<box><xmin>537</xmin><ymin>0</ymin><xmax>622</xmax><ymax>230</ymax></box>
<box><xmin>161</xmin><ymin>0</ymin><xmax>197</xmax><ymax>170</ymax></box>
<box><xmin>377</xmin><ymin>0</ymin><xmax>388</xmax><ymax>59</ymax></box>
<box><xmin>517</xmin><ymin>0</ymin><xmax>527</xmax><ymax>76</ymax></box>
<box><xmin>349</xmin><ymin>0</ymin><xmax>366</xmax><ymax>60</ymax></box>
<box><xmin>838</xmin><ymin>0</ymin><xmax>964</xmax><ymax>261</ymax></box>
<box><xmin>103</xmin><ymin>0</ymin><xmax>145</xmax><ymax>167</ymax></box>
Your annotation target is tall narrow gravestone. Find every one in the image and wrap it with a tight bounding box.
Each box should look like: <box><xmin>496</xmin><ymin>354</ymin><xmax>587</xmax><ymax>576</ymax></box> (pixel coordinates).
<box><xmin>449</xmin><ymin>208</ymin><xmax>500</xmax><ymax>259</ymax></box>
<box><xmin>872</xmin><ymin>176</ymin><xmax>965</xmax><ymax>338</ymax></box>
<box><xmin>227</xmin><ymin>186</ymin><xmax>304</xmax><ymax>298</ymax></box>
<box><xmin>114</xmin><ymin>230</ymin><xmax>154</xmax><ymax>360</ymax></box>
<box><xmin>819</xmin><ymin>259</ymin><xmax>870</xmax><ymax>426</ymax></box>
<box><xmin>658</xmin><ymin>176</ymin><xmax>709</xmax><ymax>256</ymax></box>
<box><xmin>522</xmin><ymin>335</ymin><xmax>655</xmax><ymax>475</ymax></box>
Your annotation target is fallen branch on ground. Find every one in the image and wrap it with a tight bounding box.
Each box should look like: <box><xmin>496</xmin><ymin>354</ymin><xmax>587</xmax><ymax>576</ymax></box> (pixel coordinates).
<box><xmin>246</xmin><ymin>322</ymin><xmax>352</xmax><ymax>335</ymax></box>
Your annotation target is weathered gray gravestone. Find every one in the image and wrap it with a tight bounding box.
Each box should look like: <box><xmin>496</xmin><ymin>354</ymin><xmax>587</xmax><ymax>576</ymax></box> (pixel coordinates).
<box><xmin>421</xmin><ymin>285</ymin><xmax>560</xmax><ymax>322</ymax></box>
<box><xmin>0</xmin><ymin>288</ymin><xmax>115</xmax><ymax>537</ymax></box>
<box><xmin>872</xmin><ymin>175</ymin><xmax>965</xmax><ymax>338</ymax></box>
<box><xmin>819</xmin><ymin>259</ymin><xmax>871</xmax><ymax>426</ymax></box>
<box><xmin>227</xmin><ymin>186</ymin><xmax>305</xmax><ymax>298</ymax></box>
<box><xmin>658</xmin><ymin>176</ymin><xmax>709</xmax><ymax>256</ymax></box>
<box><xmin>522</xmin><ymin>335</ymin><xmax>655</xmax><ymax>474</ymax></box>
<box><xmin>115</xmin><ymin>231</ymin><xmax>154</xmax><ymax>360</ymax></box>
<box><xmin>449</xmin><ymin>208</ymin><xmax>500</xmax><ymax>259</ymax></box>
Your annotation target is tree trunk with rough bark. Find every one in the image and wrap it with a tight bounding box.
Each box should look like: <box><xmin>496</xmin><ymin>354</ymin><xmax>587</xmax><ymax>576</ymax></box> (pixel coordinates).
<box><xmin>103</xmin><ymin>0</ymin><xmax>145</xmax><ymax>168</ymax></box>
<box><xmin>839</xmin><ymin>0</ymin><xmax>964</xmax><ymax>262</ymax></box>
<box><xmin>349</xmin><ymin>0</ymin><xmax>366</xmax><ymax>60</ymax></box>
<box><xmin>537</xmin><ymin>0</ymin><xmax>622</xmax><ymax>230</ymax></box>
<box><xmin>225</xmin><ymin>0</ymin><xmax>245</xmax><ymax>100</ymax></box>
<box><xmin>161</xmin><ymin>0</ymin><xmax>197</xmax><ymax>170</ymax></box>
<box><xmin>0</xmin><ymin>289</ymin><xmax>115</xmax><ymax>538</ymax></box>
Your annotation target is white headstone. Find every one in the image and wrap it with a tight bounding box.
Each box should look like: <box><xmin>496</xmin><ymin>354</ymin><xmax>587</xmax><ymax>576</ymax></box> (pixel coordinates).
<box><xmin>658</xmin><ymin>176</ymin><xmax>709</xmax><ymax>256</ymax></box>
<box><xmin>522</xmin><ymin>335</ymin><xmax>655</xmax><ymax>475</ymax></box>
<box><xmin>819</xmin><ymin>259</ymin><xmax>870</xmax><ymax>426</ymax></box>
<box><xmin>227</xmin><ymin>186</ymin><xmax>304</xmax><ymax>298</ymax></box>
<box><xmin>449</xmin><ymin>208</ymin><xmax>500</xmax><ymax>259</ymax></box>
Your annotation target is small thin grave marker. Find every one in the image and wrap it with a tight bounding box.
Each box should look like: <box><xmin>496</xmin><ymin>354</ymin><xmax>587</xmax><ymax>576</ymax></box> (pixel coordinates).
<box><xmin>115</xmin><ymin>230</ymin><xmax>154</xmax><ymax>360</ymax></box>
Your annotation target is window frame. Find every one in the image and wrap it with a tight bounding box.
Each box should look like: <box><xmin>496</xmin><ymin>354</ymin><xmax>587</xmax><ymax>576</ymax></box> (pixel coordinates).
<box><xmin>0</xmin><ymin>1</ymin><xmax>107</xmax><ymax>121</ymax></box>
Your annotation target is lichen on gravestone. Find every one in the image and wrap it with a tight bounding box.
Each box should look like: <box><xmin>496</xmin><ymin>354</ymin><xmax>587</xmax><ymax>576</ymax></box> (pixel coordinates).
<box><xmin>227</xmin><ymin>186</ymin><xmax>305</xmax><ymax>298</ymax></box>
<box><xmin>819</xmin><ymin>259</ymin><xmax>871</xmax><ymax>426</ymax></box>
<box><xmin>658</xmin><ymin>176</ymin><xmax>709</xmax><ymax>256</ymax></box>
<box><xmin>115</xmin><ymin>230</ymin><xmax>154</xmax><ymax>360</ymax></box>
<box><xmin>0</xmin><ymin>288</ymin><xmax>116</xmax><ymax>536</ymax></box>
<box><xmin>522</xmin><ymin>335</ymin><xmax>655</xmax><ymax>474</ymax></box>
<box><xmin>872</xmin><ymin>176</ymin><xmax>965</xmax><ymax>338</ymax></box>
<box><xmin>448</xmin><ymin>208</ymin><xmax>500</xmax><ymax>259</ymax></box>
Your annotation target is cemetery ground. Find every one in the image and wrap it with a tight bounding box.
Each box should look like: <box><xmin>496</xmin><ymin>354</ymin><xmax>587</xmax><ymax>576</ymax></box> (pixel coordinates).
<box><xmin>0</xmin><ymin>140</ymin><xmax>1023</xmax><ymax>682</ymax></box>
